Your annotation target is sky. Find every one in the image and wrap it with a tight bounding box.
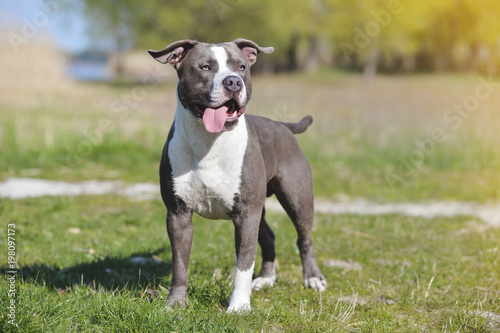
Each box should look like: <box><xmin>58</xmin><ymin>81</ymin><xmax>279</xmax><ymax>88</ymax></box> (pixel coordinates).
<box><xmin>0</xmin><ymin>0</ymin><xmax>90</xmax><ymax>53</ymax></box>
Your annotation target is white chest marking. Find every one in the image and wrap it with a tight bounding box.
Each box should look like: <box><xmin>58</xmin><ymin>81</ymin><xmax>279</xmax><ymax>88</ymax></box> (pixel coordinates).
<box><xmin>168</xmin><ymin>97</ymin><xmax>248</xmax><ymax>220</ymax></box>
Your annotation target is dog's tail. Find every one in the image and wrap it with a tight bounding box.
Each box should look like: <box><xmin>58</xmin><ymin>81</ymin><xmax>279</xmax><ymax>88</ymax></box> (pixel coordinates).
<box><xmin>280</xmin><ymin>115</ymin><xmax>313</xmax><ymax>134</ymax></box>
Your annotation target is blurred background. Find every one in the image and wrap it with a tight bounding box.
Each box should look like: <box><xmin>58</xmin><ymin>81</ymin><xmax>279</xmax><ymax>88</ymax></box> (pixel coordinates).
<box><xmin>3</xmin><ymin>0</ymin><xmax>500</xmax><ymax>79</ymax></box>
<box><xmin>1</xmin><ymin>0</ymin><xmax>500</xmax><ymax>202</ymax></box>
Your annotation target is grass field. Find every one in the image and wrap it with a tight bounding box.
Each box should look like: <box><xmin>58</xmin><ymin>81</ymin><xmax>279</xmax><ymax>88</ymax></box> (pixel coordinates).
<box><xmin>1</xmin><ymin>196</ymin><xmax>499</xmax><ymax>332</ymax></box>
<box><xmin>1</xmin><ymin>45</ymin><xmax>500</xmax><ymax>332</ymax></box>
<box><xmin>2</xmin><ymin>68</ymin><xmax>500</xmax><ymax>201</ymax></box>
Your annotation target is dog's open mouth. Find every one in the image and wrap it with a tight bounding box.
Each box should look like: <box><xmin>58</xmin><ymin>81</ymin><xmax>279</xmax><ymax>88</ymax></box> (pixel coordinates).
<box><xmin>191</xmin><ymin>99</ymin><xmax>245</xmax><ymax>133</ymax></box>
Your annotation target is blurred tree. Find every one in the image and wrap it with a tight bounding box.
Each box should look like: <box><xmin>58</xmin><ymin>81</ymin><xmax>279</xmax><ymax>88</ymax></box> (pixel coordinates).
<box><xmin>420</xmin><ymin>0</ymin><xmax>500</xmax><ymax>74</ymax></box>
<box><xmin>329</xmin><ymin>0</ymin><xmax>439</xmax><ymax>80</ymax></box>
<box><xmin>76</xmin><ymin>0</ymin><xmax>337</xmax><ymax>73</ymax></box>
<box><xmin>75</xmin><ymin>0</ymin><xmax>500</xmax><ymax>75</ymax></box>
<box><xmin>80</xmin><ymin>0</ymin><xmax>142</xmax><ymax>75</ymax></box>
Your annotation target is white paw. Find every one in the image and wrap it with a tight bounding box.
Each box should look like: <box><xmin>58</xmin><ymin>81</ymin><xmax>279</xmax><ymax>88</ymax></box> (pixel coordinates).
<box><xmin>227</xmin><ymin>263</ymin><xmax>254</xmax><ymax>313</ymax></box>
<box><xmin>252</xmin><ymin>276</ymin><xmax>276</xmax><ymax>291</ymax></box>
<box><xmin>304</xmin><ymin>277</ymin><xmax>327</xmax><ymax>292</ymax></box>
<box><xmin>227</xmin><ymin>300</ymin><xmax>251</xmax><ymax>313</ymax></box>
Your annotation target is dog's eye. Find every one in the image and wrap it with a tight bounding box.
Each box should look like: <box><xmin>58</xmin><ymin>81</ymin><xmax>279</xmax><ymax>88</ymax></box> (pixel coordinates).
<box><xmin>201</xmin><ymin>65</ymin><xmax>211</xmax><ymax>71</ymax></box>
<box><xmin>239</xmin><ymin>65</ymin><xmax>246</xmax><ymax>71</ymax></box>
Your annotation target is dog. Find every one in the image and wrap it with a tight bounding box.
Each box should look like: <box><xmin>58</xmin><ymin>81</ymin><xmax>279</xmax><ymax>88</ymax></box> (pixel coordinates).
<box><xmin>149</xmin><ymin>38</ymin><xmax>327</xmax><ymax>312</ymax></box>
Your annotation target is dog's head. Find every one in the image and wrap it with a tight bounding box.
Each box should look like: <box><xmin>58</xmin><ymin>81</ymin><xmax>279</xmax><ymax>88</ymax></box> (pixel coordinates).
<box><xmin>149</xmin><ymin>39</ymin><xmax>273</xmax><ymax>133</ymax></box>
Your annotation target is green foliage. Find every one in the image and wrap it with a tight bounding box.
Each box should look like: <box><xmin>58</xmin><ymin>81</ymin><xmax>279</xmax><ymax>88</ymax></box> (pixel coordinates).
<box><xmin>75</xmin><ymin>0</ymin><xmax>500</xmax><ymax>73</ymax></box>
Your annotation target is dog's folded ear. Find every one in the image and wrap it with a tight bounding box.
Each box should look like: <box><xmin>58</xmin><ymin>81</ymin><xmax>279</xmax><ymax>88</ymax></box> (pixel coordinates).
<box><xmin>148</xmin><ymin>40</ymin><xmax>199</xmax><ymax>69</ymax></box>
<box><xmin>232</xmin><ymin>38</ymin><xmax>274</xmax><ymax>66</ymax></box>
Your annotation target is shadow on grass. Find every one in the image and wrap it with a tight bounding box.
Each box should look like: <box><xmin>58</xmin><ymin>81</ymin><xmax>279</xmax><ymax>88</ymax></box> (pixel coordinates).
<box><xmin>1</xmin><ymin>247</ymin><xmax>172</xmax><ymax>291</ymax></box>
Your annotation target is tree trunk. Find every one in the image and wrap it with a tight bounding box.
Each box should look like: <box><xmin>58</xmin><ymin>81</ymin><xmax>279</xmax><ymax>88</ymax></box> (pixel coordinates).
<box><xmin>487</xmin><ymin>47</ymin><xmax>497</xmax><ymax>76</ymax></box>
<box><xmin>110</xmin><ymin>52</ymin><xmax>125</xmax><ymax>77</ymax></box>
<box><xmin>286</xmin><ymin>33</ymin><xmax>299</xmax><ymax>72</ymax></box>
<box><xmin>402</xmin><ymin>55</ymin><xmax>416</xmax><ymax>72</ymax></box>
<box><xmin>363</xmin><ymin>48</ymin><xmax>380</xmax><ymax>82</ymax></box>
<box><xmin>110</xmin><ymin>31</ymin><xmax>127</xmax><ymax>78</ymax></box>
<box><xmin>303</xmin><ymin>35</ymin><xmax>320</xmax><ymax>73</ymax></box>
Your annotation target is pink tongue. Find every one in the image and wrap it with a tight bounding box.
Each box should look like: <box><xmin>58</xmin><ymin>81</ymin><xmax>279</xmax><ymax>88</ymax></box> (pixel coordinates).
<box><xmin>203</xmin><ymin>105</ymin><xmax>228</xmax><ymax>133</ymax></box>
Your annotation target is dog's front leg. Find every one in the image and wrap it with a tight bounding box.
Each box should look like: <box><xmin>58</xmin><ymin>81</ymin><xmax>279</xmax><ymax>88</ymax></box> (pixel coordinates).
<box><xmin>166</xmin><ymin>209</ymin><xmax>193</xmax><ymax>307</ymax></box>
<box><xmin>227</xmin><ymin>210</ymin><xmax>261</xmax><ymax>313</ymax></box>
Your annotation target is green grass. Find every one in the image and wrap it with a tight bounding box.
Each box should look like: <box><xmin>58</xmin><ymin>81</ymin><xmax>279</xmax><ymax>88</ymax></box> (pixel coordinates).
<box><xmin>300</xmin><ymin>131</ymin><xmax>500</xmax><ymax>202</ymax></box>
<box><xmin>2</xmin><ymin>72</ymin><xmax>500</xmax><ymax>201</ymax></box>
<box><xmin>1</xmin><ymin>71</ymin><xmax>500</xmax><ymax>331</ymax></box>
<box><xmin>1</xmin><ymin>196</ymin><xmax>499</xmax><ymax>332</ymax></box>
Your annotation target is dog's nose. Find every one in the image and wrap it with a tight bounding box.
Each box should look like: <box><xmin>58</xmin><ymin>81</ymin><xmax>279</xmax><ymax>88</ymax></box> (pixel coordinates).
<box><xmin>222</xmin><ymin>76</ymin><xmax>243</xmax><ymax>92</ymax></box>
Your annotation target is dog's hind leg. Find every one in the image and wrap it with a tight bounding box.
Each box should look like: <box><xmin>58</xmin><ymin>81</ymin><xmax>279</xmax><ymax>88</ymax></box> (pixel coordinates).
<box><xmin>273</xmin><ymin>159</ymin><xmax>327</xmax><ymax>292</ymax></box>
<box><xmin>252</xmin><ymin>208</ymin><xmax>277</xmax><ymax>290</ymax></box>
